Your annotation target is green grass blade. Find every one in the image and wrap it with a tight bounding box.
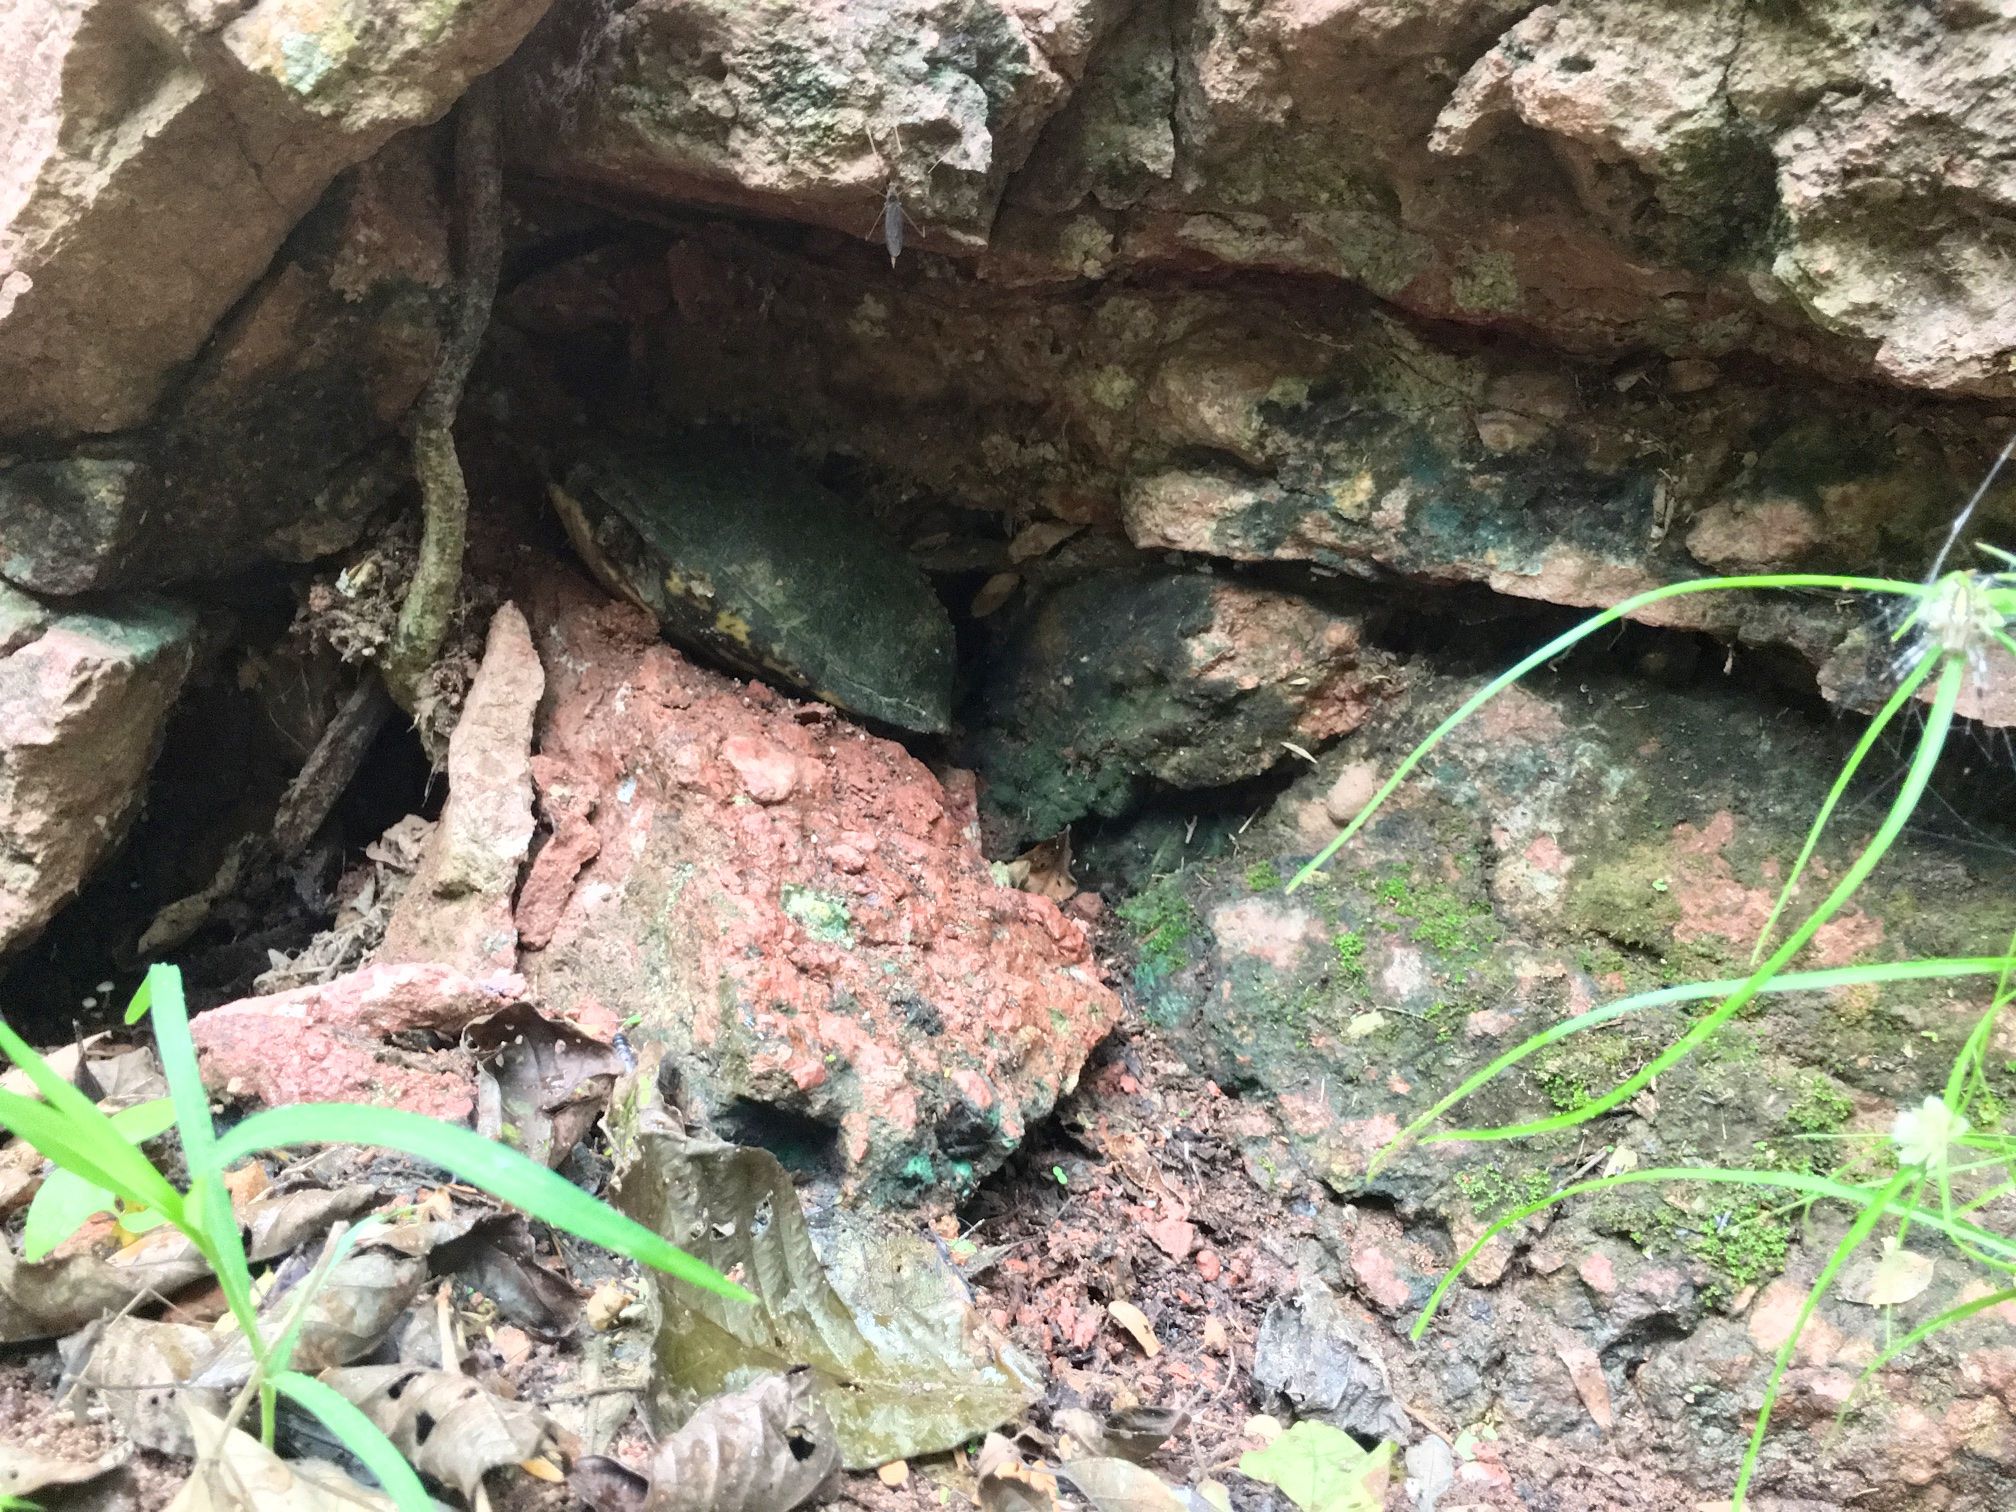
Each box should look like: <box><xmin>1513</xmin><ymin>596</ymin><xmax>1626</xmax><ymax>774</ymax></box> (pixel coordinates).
<box><xmin>1731</xmin><ymin>1173</ymin><xmax>1908</xmax><ymax>1509</ymax></box>
<box><xmin>270</xmin><ymin>1370</ymin><xmax>431</xmax><ymax>1511</ymax></box>
<box><xmin>1752</xmin><ymin>655</ymin><xmax>1937</xmax><ymax>962</ymax></box>
<box><xmin>1286</xmin><ymin>572</ymin><xmax>1926</xmax><ymax>892</ymax></box>
<box><xmin>130</xmin><ymin>966</ymin><xmax>260</xmax><ymax>1338</ymax></box>
<box><xmin>0</xmin><ymin>1087</ymin><xmax>182</xmax><ymax>1220</ymax></box>
<box><xmin>1438</xmin><ymin>656</ymin><xmax>1968</xmax><ymax>1144</ymax></box>
<box><xmin>1374</xmin><ymin>956</ymin><xmax>2009</xmax><ymax>1170</ymax></box>
<box><xmin>0</xmin><ymin>1019</ymin><xmax>178</xmax><ymax>1206</ymax></box>
<box><xmin>216</xmin><ymin>1104</ymin><xmax>754</xmax><ymax>1303</ymax></box>
<box><xmin>132</xmin><ymin>967</ymin><xmax>217</xmax><ymax>1175</ymax></box>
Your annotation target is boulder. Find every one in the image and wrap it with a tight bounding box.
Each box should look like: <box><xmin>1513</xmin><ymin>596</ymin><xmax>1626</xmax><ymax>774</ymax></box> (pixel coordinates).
<box><xmin>507</xmin><ymin>0</ymin><xmax>1126</xmax><ymax>256</ymax></box>
<box><xmin>0</xmin><ymin>592</ymin><xmax>199</xmax><ymax>954</ymax></box>
<box><xmin>0</xmin><ymin>0</ymin><xmax>553</xmax><ymax>441</ymax></box>
<box><xmin>507</xmin><ymin>1</ymin><xmax>2016</xmax><ymax>397</ymax></box>
<box><xmin>517</xmin><ymin>577</ymin><xmax>1121</xmax><ymax>1205</ymax></box>
<box><xmin>0</xmin><ymin>130</ymin><xmax>452</xmax><ymax>594</ymax></box>
<box><xmin>967</xmin><ymin>569</ymin><xmax>1389</xmax><ymax>845</ymax></box>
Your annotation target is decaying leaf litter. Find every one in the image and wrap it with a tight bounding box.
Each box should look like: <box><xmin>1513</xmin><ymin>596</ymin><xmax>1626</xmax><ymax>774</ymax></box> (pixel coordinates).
<box><xmin>0</xmin><ymin>593</ymin><xmax>1429</xmax><ymax>1512</ymax></box>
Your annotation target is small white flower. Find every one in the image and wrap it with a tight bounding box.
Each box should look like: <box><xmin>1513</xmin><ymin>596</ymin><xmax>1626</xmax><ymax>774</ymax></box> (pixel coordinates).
<box><xmin>1891</xmin><ymin>1096</ymin><xmax>1970</xmax><ymax>1169</ymax></box>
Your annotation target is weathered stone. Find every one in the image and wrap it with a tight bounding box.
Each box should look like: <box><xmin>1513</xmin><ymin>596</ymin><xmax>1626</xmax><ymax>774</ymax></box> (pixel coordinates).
<box><xmin>517</xmin><ymin>574</ymin><xmax>1120</xmax><ymax>1204</ymax></box>
<box><xmin>376</xmin><ymin>604</ymin><xmax>544</xmax><ymax>974</ymax></box>
<box><xmin>1119</xmin><ymin>663</ymin><xmax>2016</xmax><ymax>1504</ymax></box>
<box><xmin>0</xmin><ymin>131</ymin><xmax>452</xmax><ymax>593</ymax></box>
<box><xmin>514</xmin><ymin>0</ymin><xmax>2016</xmax><ymax>397</ymax></box>
<box><xmin>190</xmin><ymin>962</ymin><xmax>522</xmax><ymax>1119</ymax></box>
<box><xmin>507</xmin><ymin>0</ymin><xmax>1125</xmax><ymax>257</ymax></box>
<box><xmin>548</xmin><ymin>432</ymin><xmax>957</xmax><ymax>733</ymax></box>
<box><xmin>0</xmin><ymin>595</ymin><xmax>199</xmax><ymax>954</ymax></box>
<box><xmin>542</xmin><ymin>228</ymin><xmax>2013</xmax><ymax>730</ymax></box>
<box><xmin>967</xmin><ymin>568</ymin><xmax>1386</xmax><ymax>845</ymax></box>
<box><xmin>0</xmin><ymin>0</ymin><xmax>553</xmax><ymax>440</ymax></box>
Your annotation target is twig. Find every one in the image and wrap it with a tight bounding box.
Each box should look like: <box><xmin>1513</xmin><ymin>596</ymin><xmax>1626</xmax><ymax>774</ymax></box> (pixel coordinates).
<box><xmin>384</xmin><ymin>76</ymin><xmax>503</xmax><ymax>709</ymax></box>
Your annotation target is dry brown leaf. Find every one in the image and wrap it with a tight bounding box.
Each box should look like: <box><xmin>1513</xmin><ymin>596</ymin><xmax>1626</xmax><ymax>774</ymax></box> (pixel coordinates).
<box><xmin>1105</xmin><ymin>1405</ymin><xmax>1189</xmax><ymax>1462</ymax></box>
<box><xmin>1057</xmin><ymin>1457</ymin><xmax>1190</xmax><ymax>1511</ymax></box>
<box><xmin>166</xmin><ymin>1401</ymin><xmax>393</xmax><ymax>1511</ymax></box>
<box><xmin>469</xmin><ymin>1004</ymin><xmax>624</xmax><ymax>1169</ymax></box>
<box><xmin>60</xmin><ymin>1315</ymin><xmax>231</xmax><ymax>1454</ymax></box>
<box><xmin>0</xmin><ymin>1230</ymin><xmax>210</xmax><ymax>1343</ymax></box>
<box><xmin>571</xmin><ymin>1370</ymin><xmax>839</xmax><ymax>1512</ymax></box>
<box><xmin>877</xmin><ymin>1459</ymin><xmax>910</xmax><ymax>1487</ymax></box>
<box><xmin>976</xmin><ymin>1432</ymin><xmax>1059</xmax><ymax>1512</ymax></box>
<box><xmin>971</xmin><ymin>572</ymin><xmax>1019</xmax><ymax>618</ymax></box>
<box><xmin>1007</xmin><ymin>521</ymin><xmax>1085</xmax><ymax>563</ymax></box>
<box><xmin>1552</xmin><ymin>1328</ymin><xmax>1613</xmax><ymax>1431</ymax></box>
<box><xmin>242</xmin><ymin>1185</ymin><xmax>380</xmax><ymax>1262</ymax></box>
<box><xmin>1107</xmin><ymin>1300</ymin><xmax>1160</xmax><ymax>1358</ymax></box>
<box><xmin>1849</xmin><ymin>1237</ymin><xmax>1936</xmax><ymax>1307</ymax></box>
<box><xmin>0</xmin><ymin>1441</ymin><xmax>126</xmax><ymax>1499</ymax></box>
<box><xmin>1011</xmin><ymin>834</ymin><xmax>1076</xmax><ymax>902</ymax></box>
<box><xmin>318</xmin><ymin>1364</ymin><xmax>550</xmax><ymax>1500</ymax></box>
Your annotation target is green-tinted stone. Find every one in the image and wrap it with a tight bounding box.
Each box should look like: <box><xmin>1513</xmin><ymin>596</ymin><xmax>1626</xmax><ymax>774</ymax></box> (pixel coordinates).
<box><xmin>551</xmin><ymin>434</ymin><xmax>955</xmax><ymax>732</ymax></box>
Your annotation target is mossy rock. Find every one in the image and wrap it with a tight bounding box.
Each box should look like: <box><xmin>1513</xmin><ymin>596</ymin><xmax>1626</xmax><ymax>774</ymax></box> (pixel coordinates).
<box><xmin>550</xmin><ymin>433</ymin><xmax>955</xmax><ymax>732</ymax></box>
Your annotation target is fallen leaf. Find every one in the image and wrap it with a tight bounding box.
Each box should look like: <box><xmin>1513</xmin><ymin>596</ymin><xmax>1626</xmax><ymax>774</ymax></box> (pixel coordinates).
<box><xmin>1054</xmin><ymin>1407</ymin><xmax>1106</xmax><ymax>1457</ymax></box>
<box><xmin>435</xmin><ymin>1214</ymin><xmax>583</xmax><ymax>1336</ymax></box>
<box><xmin>571</xmin><ymin>1370</ymin><xmax>838</xmax><ymax>1512</ymax></box>
<box><xmin>1011</xmin><ymin>834</ymin><xmax>1076</xmax><ymax>902</ymax></box>
<box><xmin>1196</xmin><ymin>1480</ymin><xmax>1233</xmax><ymax>1512</ymax></box>
<box><xmin>1552</xmin><ymin>1328</ymin><xmax>1613</xmax><ymax>1430</ymax></box>
<box><xmin>60</xmin><ymin>1315</ymin><xmax>231</xmax><ymax>1454</ymax></box>
<box><xmin>0</xmin><ymin>1442</ymin><xmax>126</xmax><ymax>1499</ymax></box>
<box><xmin>1105</xmin><ymin>1405</ymin><xmax>1189</xmax><ymax>1462</ymax></box>
<box><xmin>1007</xmin><ymin>521</ymin><xmax>1084</xmax><ymax>563</ymax></box>
<box><xmin>1238</xmin><ymin>1421</ymin><xmax>1393</xmax><ymax>1512</ymax></box>
<box><xmin>877</xmin><ymin>1459</ymin><xmax>910</xmax><ymax>1487</ymax></box>
<box><xmin>1058</xmin><ymin>1457</ymin><xmax>1190</xmax><ymax>1511</ymax></box>
<box><xmin>469</xmin><ymin>1004</ymin><xmax>624</xmax><ymax>1169</ymax></box>
<box><xmin>977</xmin><ymin>1432</ymin><xmax>1058</xmax><ymax>1512</ymax></box>
<box><xmin>242</xmin><ymin>1184</ymin><xmax>380</xmax><ymax>1262</ymax></box>
<box><xmin>208</xmin><ymin>1248</ymin><xmax>426</xmax><ymax>1375</ymax></box>
<box><xmin>1108</xmin><ymin>1300</ymin><xmax>1161</xmax><ymax>1357</ymax></box>
<box><xmin>613</xmin><ymin>1121</ymin><xmax>1039</xmax><ymax>1467</ymax></box>
<box><xmin>318</xmin><ymin>1364</ymin><xmax>550</xmax><ymax>1500</ymax></box>
<box><xmin>971</xmin><ymin>572</ymin><xmax>1019</xmax><ymax>618</ymax></box>
<box><xmin>166</xmin><ymin>1400</ymin><xmax>393</xmax><ymax>1511</ymax></box>
<box><xmin>1849</xmin><ymin>1237</ymin><xmax>1936</xmax><ymax>1307</ymax></box>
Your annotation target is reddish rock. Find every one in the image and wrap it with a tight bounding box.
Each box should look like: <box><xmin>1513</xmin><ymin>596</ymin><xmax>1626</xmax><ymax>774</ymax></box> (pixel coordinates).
<box><xmin>518</xmin><ymin>580</ymin><xmax>1121</xmax><ymax>1201</ymax></box>
<box><xmin>378</xmin><ymin>605</ymin><xmax>544</xmax><ymax>973</ymax></box>
<box><xmin>190</xmin><ymin>962</ymin><xmax>522</xmax><ymax>1119</ymax></box>
<box><xmin>1147</xmin><ymin>1217</ymin><xmax>1198</xmax><ymax>1262</ymax></box>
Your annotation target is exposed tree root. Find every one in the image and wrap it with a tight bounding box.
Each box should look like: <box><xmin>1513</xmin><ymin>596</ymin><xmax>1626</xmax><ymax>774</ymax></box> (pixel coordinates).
<box><xmin>384</xmin><ymin>76</ymin><xmax>504</xmax><ymax>712</ymax></box>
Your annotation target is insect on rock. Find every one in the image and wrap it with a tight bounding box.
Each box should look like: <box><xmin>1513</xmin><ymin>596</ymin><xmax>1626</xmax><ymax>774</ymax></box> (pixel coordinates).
<box><xmin>864</xmin><ymin>125</ymin><xmax>954</xmax><ymax>266</ymax></box>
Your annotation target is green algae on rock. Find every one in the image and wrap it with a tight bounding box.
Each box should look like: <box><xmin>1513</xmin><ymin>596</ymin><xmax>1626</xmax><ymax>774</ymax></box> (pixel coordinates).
<box><xmin>549</xmin><ymin>433</ymin><xmax>955</xmax><ymax>733</ymax></box>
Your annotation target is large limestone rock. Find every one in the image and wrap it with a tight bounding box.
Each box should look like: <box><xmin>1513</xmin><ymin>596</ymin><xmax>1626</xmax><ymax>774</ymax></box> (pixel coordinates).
<box><xmin>0</xmin><ymin>0</ymin><xmax>553</xmax><ymax>441</ymax></box>
<box><xmin>0</xmin><ymin>588</ymin><xmax>199</xmax><ymax>954</ymax></box>
<box><xmin>512</xmin><ymin>0</ymin><xmax>2016</xmax><ymax>396</ymax></box>
<box><xmin>508</xmin><ymin>0</ymin><xmax>1126</xmax><ymax>255</ymax></box>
